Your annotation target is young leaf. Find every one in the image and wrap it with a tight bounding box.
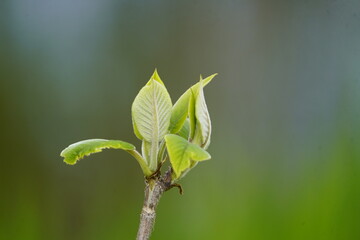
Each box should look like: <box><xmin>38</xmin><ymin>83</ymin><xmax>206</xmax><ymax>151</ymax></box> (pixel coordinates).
<box><xmin>132</xmin><ymin>79</ymin><xmax>172</xmax><ymax>142</ymax></box>
<box><xmin>132</xmin><ymin>78</ymin><xmax>172</xmax><ymax>171</ymax></box>
<box><xmin>60</xmin><ymin>139</ymin><xmax>135</xmax><ymax>165</ymax></box>
<box><xmin>132</xmin><ymin>69</ymin><xmax>168</xmax><ymax>140</ymax></box>
<box><xmin>194</xmin><ymin>79</ymin><xmax>212</xmax><ymax>149</ymax></box>
<box><xmin>60</xmin><ymin>139</ymin><xmax>152</xmax><ymax>176</ymax></box>
<box><xmin>165</xmin><ymin>134</ymin><xmax>211</xmax><ymax>178</ymax></box>
<box><xmin>169</xmin><ymin>73</ymin><xmax>217</xmax><ymax>134</ymax></box>
<box><xmin>169</xmin><ymin>90</ymin><xmax>191</xmax><ymax>134</ymax></box>
<box><xmin>188</xmin><ymin>89</ymin><xmax>196</xmax><ymax>140</ymax></box>
<box><xmin>177</xmin><ymin>118</ymin><xmax>190</xmax><ymax>140</ymax></box>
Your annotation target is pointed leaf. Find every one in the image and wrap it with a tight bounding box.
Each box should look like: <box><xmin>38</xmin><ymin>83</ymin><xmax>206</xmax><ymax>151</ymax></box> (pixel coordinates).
<box><xmin>201</xmin><ymin>73</ymin><xmax>217</xmax><ymax>87</ymax></box>
<box><xmin>194</xmin><ymin>79</ymin><xmax>212</xmax><ymax>149</ymax></box>
<box><xmin>169</xmin><ymin>73</ymin><xmax>217</xmax><ymax>134</ymax></box>
<box><xmin>132</xmin><ymin>78</ymin><xmax>172</xmax><ymax>171</ymax></box>
<box><xmin>165</xmin><ymin>134</ymin><xmax>211</xmax><ymax>178</ymax></box>
<box><xmin>132</xmin><ymin>70</ymin><xmax>169</xmax><ymax>140</ymax></box>
<box><xmin>132</xmin><ymin>79</ymin><xmax>172</xmax><ymax>142</ymax></box>
<box><xmin>60</xmin><ymin>139</ymin><xmax>135</xmax><ymax>165</ymax></box>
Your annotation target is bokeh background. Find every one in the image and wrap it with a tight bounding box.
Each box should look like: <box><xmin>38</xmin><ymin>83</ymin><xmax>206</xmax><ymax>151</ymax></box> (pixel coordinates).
<box><xmin>1</xmin><ymin>0</ymin><xmax>360</xmax><ymax>239</ymax></box>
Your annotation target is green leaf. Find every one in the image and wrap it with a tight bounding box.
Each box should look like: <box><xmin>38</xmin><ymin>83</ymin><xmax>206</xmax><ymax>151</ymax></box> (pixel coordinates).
<box><xmin>169</xmin><ymin>90</ymin><xmax>191</xmax><ymax>134</ymax></box>
<box><xmin>132</xmin><ymin>69</ymin><xmax>168</xmax><ymax>140</ymax></box>
<box><xmin>169</xmin><ymin>73</ymin><xmax>217</xmax><ymax>134</ymax></box>
<box><xmin>60</xmin><ymin>139</ymin><xmax>152</xmax><ymax>176</ymax></box>
<box><xmin>132</xmin><ymin>78</ymin><xmax>172</xmax><ymax>171</ymax></box>
<box><xmin>60</xmin><ymin>139</ymin><xmax>135</xmax><ymax>165</ymax></box>
<box><xmin>188</xmin><ymin>89</ymin><xmax>196</xmax><ymax>140</ymax></box>
<box><xmin>132</xmin><ymin>79</ymin><xmax>172</xmax><ymax>142</ymax></box>
<box><xmin>165</xmin><ymin>134</ymin><xmax>211</xmax><ymax>178</ymax></box>
<box><xmin>194</xmin><ymin>79</ymin><xmax>212</xmax><ymax>149</ymax></box>
<box><xmin>177</xmin><ymin>118</ymin><xmax>190</xmax><ymax>140</ymax></box>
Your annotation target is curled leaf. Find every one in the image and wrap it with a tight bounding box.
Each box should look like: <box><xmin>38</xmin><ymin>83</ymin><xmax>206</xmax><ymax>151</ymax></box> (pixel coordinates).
<box><xmin>193</xmin><ymin>79</ymin><xmax>211</xmax><ymax>149</ymax></box>
<box><xmin>169</xmin><ymin>73</ymin><xmax>217</xmax><ymax>134</ymax></box>
<box><xmin>60</xmin><ymin>139</ymin><xmax>152</xmax><ymax>176</ymax></box>
<box><xmin>60</xmin><ymin>139</ymin><xmax>135</xmax><ymax>165</ymax></box>
<box><xmin>177</xmin><ymin>118</ymin><xmax>190</xmax><ymax>140</ymax></box>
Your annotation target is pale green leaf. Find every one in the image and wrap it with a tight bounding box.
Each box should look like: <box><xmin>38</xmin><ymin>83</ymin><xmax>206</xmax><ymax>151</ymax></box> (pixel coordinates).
<box><xmin>60</xmin><ymin>139</ymin><xmax>135</xmax><ymax>165</ymax></box>
<box><xmin>194</xmin><ymin>79</ymin><xmax>211</xmax><ymax>149</ymax></box>
<box><xmin>132</xmin><ymin>79</ymin><xmax>172</xmax><ymax>141</ymax></box>
<box><xmin>177</xmin><ymin>118</ymin><xmax>190</xmax><ymax>140</ymax></box>
<box><xmin>165</xmin><ymin>134</ymin><xmax>211</xmax><ymax>178</ymax></box>
<box><xmin>132</xmin><ymin>78</ymin><xmax>172</xmax><ymax>171</ymax></box>
<box><xmin>169</xmin><ymin>73</ymin><xmax>217</xmax><ymax>134</ymax></box>
<box><xmin>132</xmin><ymin>69</ymin><xmax>168</xmax><ymax>140</ymax></box>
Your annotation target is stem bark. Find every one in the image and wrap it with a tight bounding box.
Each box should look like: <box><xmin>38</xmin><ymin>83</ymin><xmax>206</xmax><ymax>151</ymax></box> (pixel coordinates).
<box><xmin>136</xmin><ymin>169</ymin><xmax>173</xmax><ymax>240</ymax></box>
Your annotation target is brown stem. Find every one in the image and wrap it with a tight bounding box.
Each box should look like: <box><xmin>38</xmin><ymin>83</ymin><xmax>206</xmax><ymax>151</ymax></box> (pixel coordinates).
<box><xmin>136</xmin><ymin>168</ymin><xmax>176</xmax><ymax>240</ymax></box>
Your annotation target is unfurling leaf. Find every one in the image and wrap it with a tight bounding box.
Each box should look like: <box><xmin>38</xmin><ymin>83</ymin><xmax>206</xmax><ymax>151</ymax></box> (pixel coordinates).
<box><xmin>169</xmin><ymin>90</ymin><xmax>191</xmax><ymax>134</ymax></box>
<box><xmin>177</xmin><ymin>118</ymin><xmax>190</xmax><ymax>140</ymax></box>
<box><xmin>132</xmin><ymin>72</ymin><xmax>172</xmax><ymax>171</ymax></box>
<box><xmin>60</xmin><ymin>139</ymin><xmax>135</xmax><ymax>165</ymax></box>
<box><xmin>169</xmin><ymin>73</ymin><xmax>217</xmax><ymax>134</ymax></box>
<box><xmin>193</xmin><ymin>79</ymin><xmax>211</xmax><ymax>149</ymax></box>
<box><xmin>165</xmin><ymin>134</ymin><xmax>211</xmax><ymax>178</ymax></box>
<box><xmin>188</xmin><ymin>90</ymin><xmax>196</xmax><ymax>140</ymax></box>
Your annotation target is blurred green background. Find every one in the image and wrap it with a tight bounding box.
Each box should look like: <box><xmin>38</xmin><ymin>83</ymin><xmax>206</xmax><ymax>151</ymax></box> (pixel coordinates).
<box><xmin>1</xmin><ymin>0</ymin><xmax>360</xmax><ymax>239</ymax></box>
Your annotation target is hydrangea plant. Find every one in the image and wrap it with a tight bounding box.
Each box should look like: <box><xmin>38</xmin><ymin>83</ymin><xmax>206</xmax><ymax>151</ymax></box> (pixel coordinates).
<box><xmin>60</xmin><ymin>70</ymin><xmax>216</xmax><ymax>240</ymax></box>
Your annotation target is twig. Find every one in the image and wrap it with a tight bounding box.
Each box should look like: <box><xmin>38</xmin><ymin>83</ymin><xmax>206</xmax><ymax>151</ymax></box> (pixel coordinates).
<box><xmin>136</xmin><ymin>167</ymin><xmax>181</xmax><ymax>240</ymax></box>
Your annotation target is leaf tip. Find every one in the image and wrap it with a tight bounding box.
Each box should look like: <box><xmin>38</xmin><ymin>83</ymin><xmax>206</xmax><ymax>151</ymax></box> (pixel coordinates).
<box><xmin>149</xmin><ymin>68</ymin><xmax>164</xmax><ymax>85</ymax></box>
<box><xmin>199</xmin><ymin>72</ymin><xmax>217</xmax><ymax>80</ymax></box>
